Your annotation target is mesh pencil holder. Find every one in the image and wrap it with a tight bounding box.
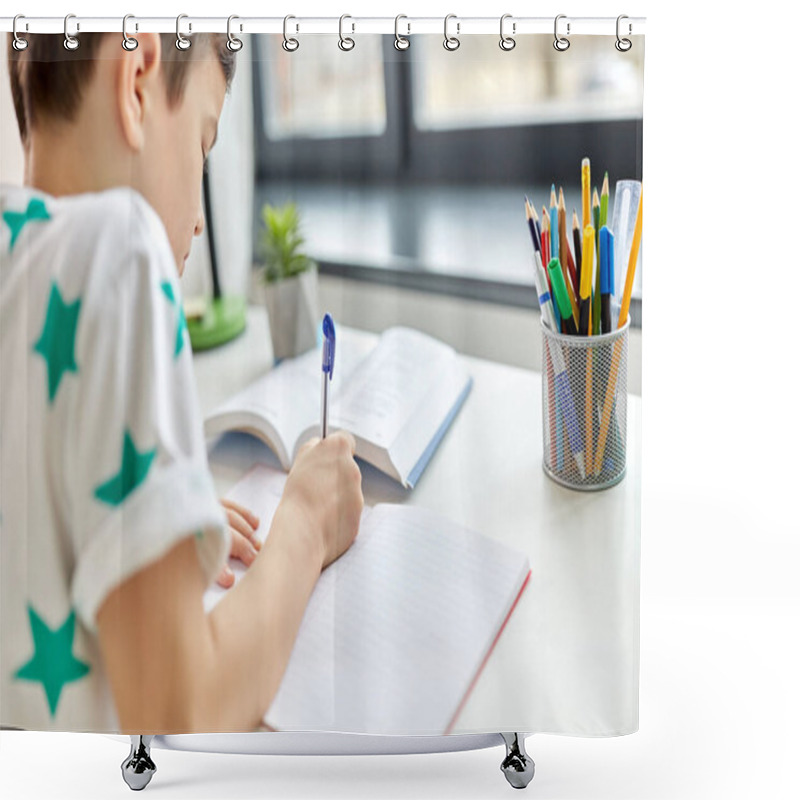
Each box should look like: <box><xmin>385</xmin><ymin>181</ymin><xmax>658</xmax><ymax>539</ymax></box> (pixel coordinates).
<box><xmin>541</xmin><ymin>318</ymin><xmax>629</xmax><ymax>491</ymax></box>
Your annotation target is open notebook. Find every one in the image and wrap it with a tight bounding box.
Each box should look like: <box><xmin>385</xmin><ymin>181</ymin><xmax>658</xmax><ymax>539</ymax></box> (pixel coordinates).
<box><xmin>203</xmin><ymin>464</ymin><xmax>531</xmax><ymax>736</ymax></box>
<box><xmin>203</xmin><ymin>326</ymin><xmax>473</xmax><ymax>489</ymax></box>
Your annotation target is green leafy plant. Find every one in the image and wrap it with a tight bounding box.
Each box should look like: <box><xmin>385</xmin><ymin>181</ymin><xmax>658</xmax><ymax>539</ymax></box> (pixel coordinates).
<box><xmin>258</xmin><ymin>202</ymin><xmax>316</xmax><ymax>284</ymax></box>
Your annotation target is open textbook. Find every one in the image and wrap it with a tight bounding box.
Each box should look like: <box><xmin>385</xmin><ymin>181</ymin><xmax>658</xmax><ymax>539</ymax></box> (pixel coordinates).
<box><xmin>203</xmin><ymin>464</ymin><xmax>532</xmax><ymax>735</ymax></box>
<box><xmin>204</xmin><ymin>326</ymin><xmax>473</xmax><ymax>489</ymax></box>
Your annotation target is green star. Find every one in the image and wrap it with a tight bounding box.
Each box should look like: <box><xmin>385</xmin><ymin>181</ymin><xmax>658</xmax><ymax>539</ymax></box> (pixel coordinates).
<box><xmin>3</xmin><ymin>197</ymin><xmax>50</xmax><ymax>251</ymax></box>
<box><xmin>161</xmin><ymin>282</ymin><xmax>188</xmax><ymax>358</ymax></box>
<box><xmin>94</xmin><ymin>429</ymin><xmax>157</xmax><ymax>506</ymax></box>
<box><xmin>13</xmin><ymin>605</ymin><xmax>91</xmax><ymax>718</ymax></box>
<box><xmin>33</xmin><ymin>281</ymin><xmax>81</xmax><ymax>403</ymax></box>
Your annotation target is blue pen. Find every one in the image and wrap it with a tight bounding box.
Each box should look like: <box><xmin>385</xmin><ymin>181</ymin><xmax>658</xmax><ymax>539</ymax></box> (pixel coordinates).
<box><xmin>320</xmin><ymin>313</ymin><xmax>336</xmax><ymax>438</ymax></box>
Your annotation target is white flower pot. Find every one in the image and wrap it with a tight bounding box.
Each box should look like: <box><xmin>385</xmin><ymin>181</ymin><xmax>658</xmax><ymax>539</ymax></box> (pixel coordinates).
<box><xmin>263</xmin><ymin>264</ymin><xmax>319</xmax><ymax>361</ymax></box>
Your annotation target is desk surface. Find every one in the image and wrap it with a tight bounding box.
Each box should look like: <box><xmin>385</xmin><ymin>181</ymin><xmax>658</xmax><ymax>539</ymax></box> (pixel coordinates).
<box><xmin>193</xmin><ymin>307</ymin><xmax>641</xmax><ymax>737</ymax></box>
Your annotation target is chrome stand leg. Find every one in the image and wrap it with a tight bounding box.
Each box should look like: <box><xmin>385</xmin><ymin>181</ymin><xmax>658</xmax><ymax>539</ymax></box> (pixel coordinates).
<box><xmin>121</xmin><ymin>735</ymin><xmax>157</xmax><ymax>791</ymax></box>
<box><xmin>500</xmin><ymin>732</ymin><xmax>535</xmax><ymax>789</ymax></box>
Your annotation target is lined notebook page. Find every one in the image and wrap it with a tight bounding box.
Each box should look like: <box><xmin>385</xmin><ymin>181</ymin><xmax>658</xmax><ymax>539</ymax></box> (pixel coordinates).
<box><xmin>203</xmin><ymin>465</ymin><xmax>530</xmax><ymax>735</ymax></box>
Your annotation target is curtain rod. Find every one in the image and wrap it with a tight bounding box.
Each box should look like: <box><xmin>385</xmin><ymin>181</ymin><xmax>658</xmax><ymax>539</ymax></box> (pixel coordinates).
<box><xmin>1</xmin><ymin>16</ymin><xmax>646</xmax><ymax>37</ymax></box>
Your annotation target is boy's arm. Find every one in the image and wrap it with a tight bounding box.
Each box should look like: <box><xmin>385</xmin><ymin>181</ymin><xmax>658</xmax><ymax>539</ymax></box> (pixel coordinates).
<box><xmin>96</xmin><ymin>499</ymin><xmax>323</xmax><ymax>734</ymax></box>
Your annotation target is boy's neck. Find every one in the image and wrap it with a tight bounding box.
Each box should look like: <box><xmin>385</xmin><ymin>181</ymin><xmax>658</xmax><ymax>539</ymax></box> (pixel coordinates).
<box><xmin>26</xmin><ymin>125</ymin><xmax>132</xmax><ymax>199</ymax></box>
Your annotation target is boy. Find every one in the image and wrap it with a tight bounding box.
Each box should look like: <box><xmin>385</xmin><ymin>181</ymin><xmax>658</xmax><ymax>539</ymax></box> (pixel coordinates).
<box><xmin>0</xmin><ymin>32</ymin><xmax>363</xmax><ymax>734</ymax></box>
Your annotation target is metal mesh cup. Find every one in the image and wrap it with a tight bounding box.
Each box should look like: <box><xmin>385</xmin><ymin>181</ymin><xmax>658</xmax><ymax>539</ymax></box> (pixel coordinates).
<box><xmin>541</xmin><ymin>318</ymin><xmax>629</xmax><ymax>490</ymax></box>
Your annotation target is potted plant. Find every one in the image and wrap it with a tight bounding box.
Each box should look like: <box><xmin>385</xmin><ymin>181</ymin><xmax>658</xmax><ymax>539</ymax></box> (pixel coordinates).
<box><xmin>258</xmin><ymin>201</ymin><xmax>319</xmax><ymax>362</ymax></box>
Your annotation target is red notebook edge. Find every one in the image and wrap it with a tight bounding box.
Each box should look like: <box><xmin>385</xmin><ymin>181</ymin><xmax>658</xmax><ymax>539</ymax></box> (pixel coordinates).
<box><xmin>444</xmin><ymin>567</ymin><xmax>533</xmax><ymax>736</ymax></box>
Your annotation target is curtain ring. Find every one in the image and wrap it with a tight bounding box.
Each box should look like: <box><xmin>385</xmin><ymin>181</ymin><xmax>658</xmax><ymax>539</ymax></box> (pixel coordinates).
<box><xmin>338</xmin><ymin>14</ymin><xmax>355</xmax><ymax>51</ymax></box>
<box><xmin>176</xmin><ymin>14</ymin><xmax>191</xmax><ymax>50</ymax></box>
<box><xmin>553</xmin><ymin>14</ymin><xmax>570</xmax><ymax>51</ymax></box>
<box><xmin>615</xmin><ymin>15</ymin><xmax>632</xmax><ymax>51</ymax></box>
<box><xmin>63</xmin><ymin>13</ymin><xmax>79</xmax><ymax>51</ymax></box>
<box><xmin>394</xmin><ymin>14</ymin><xmax>410</xmax><ymax>51</ymax></box>
<box><xmin>443</xmin><ymin>14</ymin><xmax>460</xmax><ymax>51</ymax></box>
<box><xmin>499</xmin><ymin>14</ymin><xmax>516</xmax><ymax>51</ymax></box>
<box><xmin>122</xmin><ymin>15</ymin><xmax>138</xmax><ymax>51</ymax></box>
<box><xmin>227</xmin><ymin>15</ymin><xmax>243</xmax><ymax>51</ymax></box>
<box><xmin>282</xmin><ymin>15</ymin><xmax>299</xmax><ymax>52</ymax></box>
<box><xmin>12</xmin><ymin>15</ymin><xmax>28</xmax><ymax>51</ymax></box>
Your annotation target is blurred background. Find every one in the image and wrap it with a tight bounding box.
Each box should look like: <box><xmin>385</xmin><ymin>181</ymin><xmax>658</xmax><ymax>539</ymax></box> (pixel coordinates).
<box><xmin>0</xmin><ymin>33</ymin><xmax>643</xmax><ymax>391</ymax></box>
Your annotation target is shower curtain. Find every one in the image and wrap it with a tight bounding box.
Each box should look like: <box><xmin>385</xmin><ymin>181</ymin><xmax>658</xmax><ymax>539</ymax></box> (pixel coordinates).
<box><xmin>0</xmin><ymin>20</ymin><xmax>644</xmax><ymax>742</ymax></box>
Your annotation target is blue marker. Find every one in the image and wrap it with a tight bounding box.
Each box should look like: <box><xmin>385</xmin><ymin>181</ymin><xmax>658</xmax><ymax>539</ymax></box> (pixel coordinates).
<box><xmin>320</xmin><ymin>313</ymin><xmax>336</xmax><ymax>438</ymax></box>
<box><xmin>600</xmin><ymin>226</ymin><xmax>615</xmax><ymax>334</ymax></box>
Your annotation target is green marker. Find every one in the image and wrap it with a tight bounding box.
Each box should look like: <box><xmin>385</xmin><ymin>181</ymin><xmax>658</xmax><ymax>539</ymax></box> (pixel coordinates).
<box><xmin>548</xmin><ymin>258</ymin><xmax>578</xmax><ymax>336</ymax></box>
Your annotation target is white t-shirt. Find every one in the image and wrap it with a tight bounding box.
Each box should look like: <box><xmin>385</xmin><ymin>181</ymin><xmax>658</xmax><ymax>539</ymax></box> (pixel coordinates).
<box><xmin>0</xmin><ymin>184</ymin><xmax>231</xmax><ymax>732</ymax></box>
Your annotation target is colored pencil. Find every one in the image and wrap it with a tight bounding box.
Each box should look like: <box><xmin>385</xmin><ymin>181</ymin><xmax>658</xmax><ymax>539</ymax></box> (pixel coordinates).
<box><xmin>524</xmin><ymin>196</ymin><xmax>541</xmax><ymax>255</ymax></box>
<box><xmin>558</xmin><ymin>187</ymin><xmax>579</xmax><ymax>300</ymax></box>
<box><xmin>541</xmin><ymin>206</ymin><xmax>551</xmax><ymax>268</ymax></box>
<box><xmin>581</xmin><ymin>157</ymin><xmax>591</xmax><ymax>233</ymax></box>
<box><xmin>594</xmin><ymin>189</ymin><xmax>643</xmax><ymax>475</ymax></box>
<box><xmin>579</xmin><ymin>225</ymin><xmax>594</xmax><ymax>337</ymax></box>
<box><xmin>572</xmin><ymin>208</ymin><xmax>582</xmax><ymax>291</ymax></box>
<box><xmin>592</xmin><ymin>188</ymin><xmax>602</xmax><ymax>335</ymax></box>
<box><xmin>599</xmin><ymin>172</ymin><xmax>610</xmax><ymax>230</ymax></box>
<box><xmin>530</xmin><ymin>199</ymin><xmax>543</xmax><ymax>255</ymax></box>
<box><xmin>549</xmin><ymin>185</ymin><xmax>559</xmax><ymax>264</ymax></box>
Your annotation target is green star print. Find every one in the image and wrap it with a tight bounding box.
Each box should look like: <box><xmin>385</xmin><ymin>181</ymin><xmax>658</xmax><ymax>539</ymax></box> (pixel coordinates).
<box><xmin>33</xmin><ymin>281</ymin><xmax>81</xmax><ymax>403</ymax></box>
<box><xmin>161</xmin><ymin>281</ymin><xmax>188</xmax><ymax>358</ymax></box>
<box><xmin>13</xmin><ymin>605</ymin><xmax>90</xmax><ymax>718</ymax></box>
<box><xmin>94</xmin><ymin>429</ymin><xmax>157</xmax><ymax>506</ymax></box>
<box><xmin>3</xmin><ymin>197</ymin><xmax>50</xmax><ymax>251</ymax></box>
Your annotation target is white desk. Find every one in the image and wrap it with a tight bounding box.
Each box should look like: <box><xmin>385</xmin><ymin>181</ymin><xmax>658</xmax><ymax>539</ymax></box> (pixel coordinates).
<box><xmin>193</xmin><ymin>307</ymin><xmax>641</xmax><ymax>737</ymax></box>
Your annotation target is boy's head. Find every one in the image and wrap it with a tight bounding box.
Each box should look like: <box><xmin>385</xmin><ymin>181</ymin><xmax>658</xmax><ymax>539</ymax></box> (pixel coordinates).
<box><xmin>7</xmin><ymin>33</ymin><xmax>236</xmax><ymax>274</ymax></box>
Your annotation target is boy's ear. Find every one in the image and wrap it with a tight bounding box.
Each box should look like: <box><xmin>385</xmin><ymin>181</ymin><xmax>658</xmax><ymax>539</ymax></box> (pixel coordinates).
<box><xmin>117</xmin><ymin>32</ymin><xmax>162</xmax><ymax>152</ymax></box>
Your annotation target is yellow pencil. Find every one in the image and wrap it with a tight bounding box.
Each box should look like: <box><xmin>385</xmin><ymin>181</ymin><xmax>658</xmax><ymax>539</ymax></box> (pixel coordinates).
<box><xmin>581</xmin><ymin>157</ymin><xmax>591</xmax><ymax>232</ymax></box>
<box><xmin>594</xmin><ymin>189</ymin><xmax>643</xmax><ymax>476</ymax></box>
<box><xmin>581</xmin><ymin>225</ymin><xmax>595</xmax><ymax>474</ymax></box>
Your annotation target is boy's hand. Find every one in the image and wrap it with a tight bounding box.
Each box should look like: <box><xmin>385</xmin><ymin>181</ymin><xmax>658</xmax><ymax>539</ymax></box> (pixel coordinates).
<box><xmin>280</xmin><ymin>431</ymin><xmax>364</xmax><ymax>570</ymax></box>
<box><xmin>215</xmin><ymin>498</ymin><xmax>261</xmax><ymax>588</ymax></box>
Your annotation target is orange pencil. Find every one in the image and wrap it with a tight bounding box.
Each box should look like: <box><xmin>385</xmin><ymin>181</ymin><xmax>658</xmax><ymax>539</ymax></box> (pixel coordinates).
<box><xmin>594</xmin><ymin>189</ymin><xmax>643</xmax><ymax>475</ymax></box>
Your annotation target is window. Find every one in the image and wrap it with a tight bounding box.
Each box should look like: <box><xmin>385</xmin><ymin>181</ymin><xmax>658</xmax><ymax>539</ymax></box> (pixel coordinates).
<box><xmin>252</xmin><ymin>35</ymin><xmax>643</xmax><ymax>322</ymax></box>
<box><xmin>259</xmin><ymin>35</ymin><xmax>387</xmax><ymax>140</ymax></box>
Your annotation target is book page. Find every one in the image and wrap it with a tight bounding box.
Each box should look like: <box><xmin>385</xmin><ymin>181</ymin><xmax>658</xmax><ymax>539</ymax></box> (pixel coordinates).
<box><xmin>207</xmin><ymin>329</ymin><xmax>374</xmax><ymax>461</ymax></box>
<box><xmin>330</xmin><ymin>327</ymin><xmax>457</xmax><ymax>450</ymax></box>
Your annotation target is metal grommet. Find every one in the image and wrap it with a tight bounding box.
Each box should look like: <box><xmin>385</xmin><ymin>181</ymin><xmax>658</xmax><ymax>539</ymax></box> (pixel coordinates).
<box><xmin>226</xmin><ymin>15</ymin><xmax>243</xmax><ymax>51</ymax></box>
<box><xmin>338</xmin><ymin>14</ymin><xmax>355</xmax><ymax>51</ymax></box>
<box><xmin>553</xmin><ymin>14</ymin><xmax>570</xmax><ymax>51</ymax></box>
<box><xmin>499</xmin><ymin>14</ymin><xmax>516</xmax><ymax>51</ymax></box>
<box><xmin>282</xmin><ymin>15</ymin><xmax>299</xmax><ymax>52</ymax></box>
<box><xmin>443</xmin><ymin>14</ymin><xmax>460</xmax><ymax>51</ymax></box>
<box><xmin>12</xmin><ymin>15</ymin><xmax>28</xmax><ymax>51</ymax></box>
<box><xmin>176</xmin><ymin>13</ymin><xmax>191</xmax><ymax>51</ymax></box>
<box><xmin>615</xmin><ymin>14</ymin><xmax>632</xmax><ymax>52</ymax></box>
<box><xmin>122</xmin><ymin>14</ymin><xmax>138</xmax><ymax>51</ymax></box>
<box><xmin>63</xmin><ymin>13</ymin><xmax>79</xmax><ymax>51</ymax></box>
<box><xmin>394</xmin><ymin>14</ymin><xmax>410</xmax><ymax>51</ymax></box>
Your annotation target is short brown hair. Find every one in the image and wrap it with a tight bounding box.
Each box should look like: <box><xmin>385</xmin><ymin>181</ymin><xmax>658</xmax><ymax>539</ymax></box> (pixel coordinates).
<box><xmin>7</xmin><ymin>33</ymin><xmax>236</xmax><ymax>143</ymax></box>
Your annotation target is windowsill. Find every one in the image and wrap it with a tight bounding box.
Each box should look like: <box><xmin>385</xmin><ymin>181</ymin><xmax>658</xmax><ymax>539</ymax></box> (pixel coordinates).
<box><xmin>254</xmin><ymin>180</ymin><xmax>642</xmax><ymax>328</ymax></box>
